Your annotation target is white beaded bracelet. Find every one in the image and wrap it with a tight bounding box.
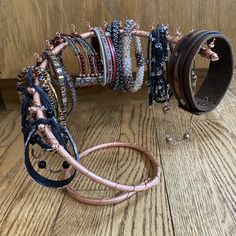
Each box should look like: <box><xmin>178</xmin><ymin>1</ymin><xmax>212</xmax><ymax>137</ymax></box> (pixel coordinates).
<box><xmin>122</xmin><ymin>19</ymin><xmax>145</xmax><ymax>92</ymax></box>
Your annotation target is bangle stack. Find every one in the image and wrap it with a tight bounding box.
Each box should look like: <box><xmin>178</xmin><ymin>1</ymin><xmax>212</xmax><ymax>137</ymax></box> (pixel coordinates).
<box><xmin>16</xmin><ymin>19</ymin><xmax>233</xmax><ymax>205</ymax></box>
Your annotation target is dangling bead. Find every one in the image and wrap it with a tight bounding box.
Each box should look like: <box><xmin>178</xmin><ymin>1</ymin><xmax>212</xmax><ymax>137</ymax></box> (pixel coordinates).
<box><xmin>165</xmin><ymin>136</ymin><xmax>172</xmax><ymax>143</ymax></box>
<box><xmin>183</xmin><ymin>133</ymin><xmax>191</xmax><ymax>140</ymax></box>
<box><xmin>162</xmin><ymin>105</ymin><xmax>170</xmax><ymax>113</ymax></box>
<box><xmin>38</xmin><ymin>160</ymin><xmax>46</xmax><ymax>169</ymax></box>
<box><xmin>62</xmin><ymin>161</ymin><xmax>70</xmax><ymax>169</ymax></box>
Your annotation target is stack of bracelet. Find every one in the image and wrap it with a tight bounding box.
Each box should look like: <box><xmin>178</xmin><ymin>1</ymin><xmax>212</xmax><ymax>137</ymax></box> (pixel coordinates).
<box><xmin>147</xmin><ymin>24</ymin><xmax>172</xmax><ymax>106</ymax></box>
<box><xmin>60</xmin><ymin>33</ymin><xmax>103</xmax><ymax>88</ymax></box>
<box><xmin>16</xmin><ymin>65</ymin><xmax>161</xmax><ymax>199</ymax></box>
<box><xmin>16</xmin><ymin>21</ymin><xmax>160</xmax><ymax>204</ymax></box>
<box><xmin>106</xmin><ymin>19</ymin><xmax>145</xmax><ymax>92</ymax></box>
<box><xmin>17</xmin><ymin>20</ymin><xmax>227</xmax><ymax>205</ymax></box>
<box><xmin>17</xmin><ymin>66</ymin><xmax>79</xmax><ymax>187</ymax></box>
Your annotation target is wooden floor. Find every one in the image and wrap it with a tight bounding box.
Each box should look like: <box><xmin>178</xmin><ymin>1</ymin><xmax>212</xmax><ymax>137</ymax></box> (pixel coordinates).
<box><xmin>0</xmin><ymin>79</ymin><xmax>236</xmax><ymax>236</ymax></box>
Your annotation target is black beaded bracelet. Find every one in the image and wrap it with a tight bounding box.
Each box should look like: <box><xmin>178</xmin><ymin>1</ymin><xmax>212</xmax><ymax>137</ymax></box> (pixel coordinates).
<box><xmin>107</xmin><ymin>20</ymin><xmax>124</xmax><ymax>90</ymax></box>
<box><xmin>147</xmin><ymin>24</ymin><xmax>172</xmax><ymax>106</ymax></box>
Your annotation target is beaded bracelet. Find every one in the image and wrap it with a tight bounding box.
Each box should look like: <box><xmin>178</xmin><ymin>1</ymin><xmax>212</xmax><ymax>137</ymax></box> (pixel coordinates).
<box><xmin>61</xmin><ymin>34</ymin><xmax>102</xmax><ymax>88</ymax></box>
<box><xmin>34</xmin><ymin>67</ymin><xmax>67</xmax><ymax>125</ymax></box>
<box><xmin>147</xmin><ymin>24</ymin><xmax>172</xmax><ymax>105</ymax></box>
<box><xmin>43</xmin><ymin>48</ymin><xmax>77</xmax><ymax>118</ymax></box>
<box><xmin>122</xmin><ymin>19</ymin><xmax>145</xmax><ymax>92</ymax></box>
<box><xmin>130</xmin><ymin>35</ymin><xmax>145</xmax><ymax>92</ymax></box>
<box><xmin>61</xmin><ymin>34</ymin><xmax>87</xmax><ymax>76</ymax></box>
<box><xmin>72</xmin><ymin>34</ymin><xmax>104</xmax><ymax>86</ymax></box>
<box><xmin>106</xmin><ymin>20</ymin><xmax>124</xmax><ymax>91</ymax></box>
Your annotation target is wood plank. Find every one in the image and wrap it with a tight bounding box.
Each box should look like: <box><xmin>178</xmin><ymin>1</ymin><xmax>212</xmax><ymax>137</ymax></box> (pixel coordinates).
<box><xmin>223</xmin><ymin>118</ymin><xmax>236</xmax><ymax>134</ymax></box>
<box><xmin>215</xmin><ymin>85</ymin><xmax>236</xmax><ymax>119</ymax></box>
<box><xmin>0</xmin><ymin>111</ymin><xmax>10</xmax><ymax>123</ymax></box>
<box><xmin>194</xmin><ymin>119</ymin><xmax>236</xmax><ymax>230</ymax></box>
<box><xmin>51</xmin><ymin>104</ymin><xmax>123</xmax><ymax>235</ymax></box>
<box><xmin>0</xmin><ymin>147</ymin><xmax>7</xmax><ymax>158</ymax></box>
<box><xmin>68</xmin><ymin>104</ymin><xmax>122</xmax><ymax>191</ymax></box>
<box><xmin>0</xmin><ymin>135</ymin><xmax>23</xmax><ymax>181</ymax></box>
<box><xmin>0</xmin><ymin>110</ymin><xmax>21</xmax><ymax>146</ymax></box>
<box><xmin>52</xmin><ymin>191</ymin><xmax>114</xmax><ymax>236</ymax></box>
<box><xmin>0</xmin><ymin>174</ymin><xmax>64</xmax><ymax>236</ymax></box>
<box><xmin>112</xmin><ymin>104</ymin><xmax>174</xmax><ymax>236</ymax></box>
<box><xmin>152</xmin><ymin>104</ymin><xmax>236</xmax><ymax>235</ymax></box>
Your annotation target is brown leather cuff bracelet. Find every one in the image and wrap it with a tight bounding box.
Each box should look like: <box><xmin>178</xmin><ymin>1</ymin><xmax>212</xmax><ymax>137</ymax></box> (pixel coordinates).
<box><xmin>168</xmin><ymin>30</ymin><xmax>234</xmax><ymax>114</ymax></box>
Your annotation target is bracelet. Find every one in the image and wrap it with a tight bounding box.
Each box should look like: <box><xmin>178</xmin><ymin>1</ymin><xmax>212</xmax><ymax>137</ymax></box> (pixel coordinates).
<box><xmin>106</xmin><ymin>20</ymin><xmax>124</xmax><ymax>90</ymax></box>
<box><xmin>62</xmin><ymin>34</ymin><xmax>87</xmax><ymax>76</ymax></box>
<box><xmin>24</xmin><ymin>119</ymin><xmax>79</xmax><ymax>188</ymax></box>
<box><xmin>122</xmin><ymin>19</ymin><xmax>145</xmax><ymax>92</ymax></box>
<box><xmin>43</xmin><ymin>48</ymin><xmax>77</xmax><ymax>117</ymax></box>
<box><xmin>93</xmin><ymin>27</ymin><xmax>114</xmax><ymax>85</ymax></box>
<box><xmin>62</xmin><ymin>34</ymin><xmax>102</xmax><ymax>88</ymax></box>
<box><xmin>105</xmin><ymin>29</ymin><xmax>117</xmax><ymax>84</ymax></box>
<box><xmin>73</xmin><ymin>33</ymin><xmax>103</xmax><ymax>75</ymax></box>
<box><xmin>130</xmin><ymin>35</ymin><xmax>145</xmax><ymax>92</ymax></box>
<box><xmin>168</xmin><ymin>30</ymin><xmax>234</xmax><ymax>114</ymax></box>
<box><xmin>147</xmin><ymin>24</ymin><xmax>171</xmax><ymax>105</ymax></box>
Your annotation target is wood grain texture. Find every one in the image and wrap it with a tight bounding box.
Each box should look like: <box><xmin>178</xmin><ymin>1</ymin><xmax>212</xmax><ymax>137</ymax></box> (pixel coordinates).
<box><xmin>52</xmin><ymin>190</ymin><xmax>114</xmax><ymax>236</ymax></box>
<box><xmin>0</xmin><ymin>0</ymin><xmax>236</xmax><ymax>79</ymax></box>
<box><xmin>0</xmin><ymin>79</ymin><xmax>236</xmax><ymax>235</ymax></box>
<box><xmin>152</xmin><ymin>100</ymin><xmax>236</xmax><ymax>235</ymax></box>
<box><xmin>0</xmin><ymin>147</ymin><xmax>7</xmax><ymax>158</ymax></box>
<box><xmin>112</xmin><ymin>104</ymin><xmax>174</xmax><ymax>236</ymax></box>
<box><xmin>0</xmin><ymin>110</ymin><xmax>21</xmax><ymax>146</ymax></box>
<box><xmin>68</xmin><ymin>104</ymin><xmax>122</xmax><ymax>191</ymax></box>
